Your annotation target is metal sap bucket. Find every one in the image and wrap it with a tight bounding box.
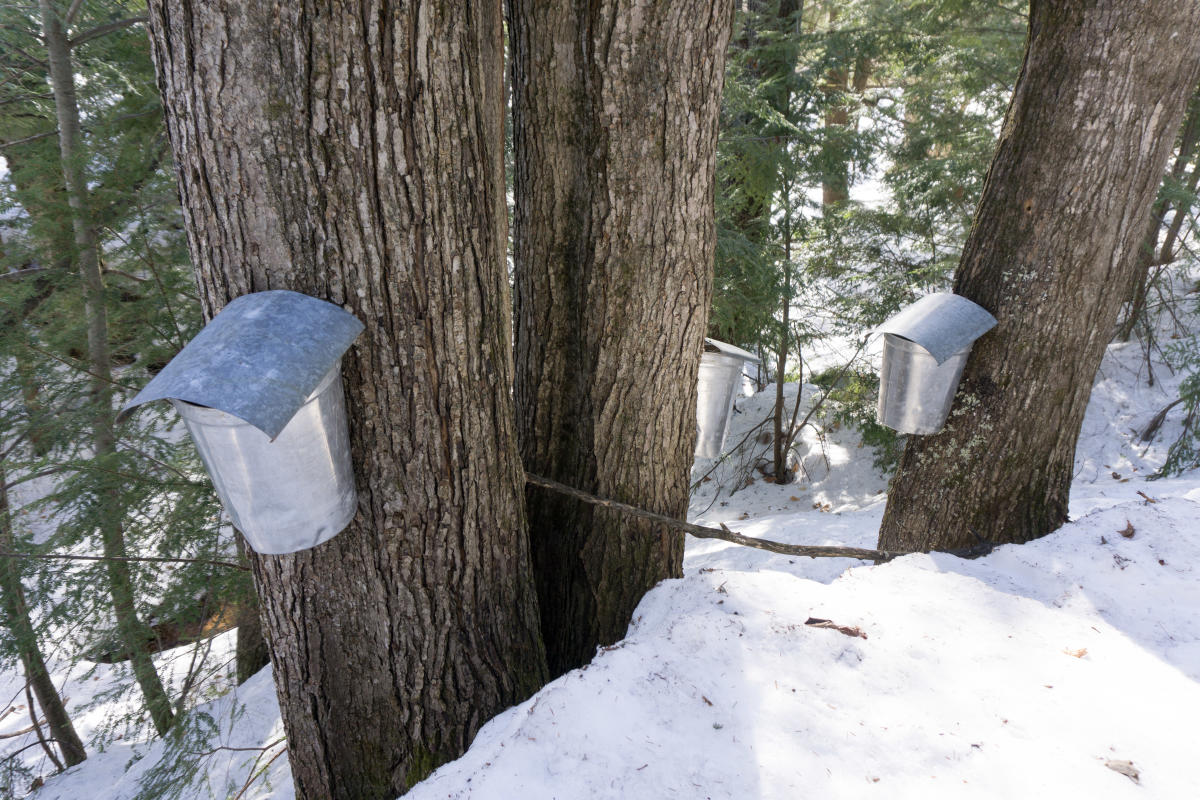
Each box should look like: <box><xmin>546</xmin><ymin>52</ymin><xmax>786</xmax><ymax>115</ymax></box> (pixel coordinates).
<box><xmin>877</xmin><ymin>335</ymin><xmax>972</xmax><ymax>435</ymax></box>
<box><xmin>875</xmin><ymin>293</ymin><xmax>997</xmax><ymax>435</ymax></box>
<box><xmin>119</xmin><ymin>290</ymin><xmax>365</xmax><ymax>554</ymax></box>
<box><xmin>171</xmin><ymin>362</ymin><xmax>356</xmax><ymax>554</ymax></box>
<box><xmin>695</xmin><ymin>339</ymin><xmax>759</xmax><ymax>458</ymax></box>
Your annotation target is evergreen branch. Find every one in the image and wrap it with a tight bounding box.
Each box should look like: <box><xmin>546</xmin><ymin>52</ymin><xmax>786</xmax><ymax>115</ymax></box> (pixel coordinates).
<box><xmin>0</xmin><ymin>128</ymin><xmax>58</xmax><ymax>149</ymax></box>
<box><xmin>117</xmin><ymin>440</ymin><xmax>197</xmax><ymax>483</ymax></box>
<box><xmin>101</xmin><ymin>267</ymin><xmax>149</xmax><ymax>282</ymax></box>
<box><xmin>1</xmin><ymin>468</ymin><xmax>63</xmax><ymax>492</ymax></box>
<box><xmin>0</xmin><ymin>550</ymin><xmax>248</xmax><ymax>571</ymax></box>
<box><xmin>68</xmin><ymin>15</ymin><xmax>148</xmax><ymax>49</ymax></box>
<box><xmin>0</xmin><ymin>90</ymin><xmax>52</xmax><ymax>106</ymax></box>
<box><xmin>21</xmin><ymin>341</ymin><xmax>138</xmax><ymax>391</ymax></box>
<box><xmin>0</xmin><ymin>267</ymin><xmax>50</xmax><ymax>282</ymax></box>
<box><xmin>102</xmin><ymin>221</ymin><xmax>189</xmax><ymax>351</ymax></box>
<box><xmin>0</xmin><ymin>108</ymin><xmax>161</xmax><ymax>151</ymax></box>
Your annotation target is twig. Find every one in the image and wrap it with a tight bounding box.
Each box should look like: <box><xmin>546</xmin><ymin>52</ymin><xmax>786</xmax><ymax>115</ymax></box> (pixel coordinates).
<box><xmin>0</xmin><ymin>129</ymin><xmax>58</xmax><ymax>150</ymax></box>
<box><xmin>0</xmin><ymin>720</ymin><xmax>44</xmax><ymax>739</ymax></box>
<box><xmin>1140</xmin><ymin>397</ymin><xmax>1185</xmax><ymax>442</ymax></box>
<box><xmin>1</xmin><ymin>468</ymin><xmax>63</xmax><ymax>493</ymax></box>
<box><xmin>525</xmin><ymin>473</ymin><xmax>901</xmax><ymax>562</ymax></box>
<box><xmin>21</xmin><ymin>341</ymin><xmax>137</xmax><ymax>391</ymax></box>
<box><xmin>690</xmin><ymin>415</ymin><xmax>773</xmax><ymax>491</ymax></box>
<box><xmin>117</xmin><ymin>439</ymin><xmax>197</xmax><ymax>483</ymax></box>
<box><xmin>186</xmin><ymin>737</ymin><xmax>286</xmax><ymax>759</ymax></box>
<box><xmin>232</xmin><ymin>742</ymin><xmax>288</xmax><ymax>800</ymax></box>
<box><xmin>0</xmin><ymin>737</ymin><xmax>65</xmax><ymax>762</ymax></box>
<box><xmin>68</xmin><ymin>15</ymin><xmax>148</xmax><ymax>48</ymax></box>
<box><xmin>0</xmin><ymin>550</ymin><xmax>247</xmax><ymax>571</ymax></box>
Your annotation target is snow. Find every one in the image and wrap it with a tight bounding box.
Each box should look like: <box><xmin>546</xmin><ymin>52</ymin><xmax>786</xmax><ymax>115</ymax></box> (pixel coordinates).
<box><xmin>13</xmin><ymin>330</ymin><xmax>1200</xmax><ymax>799</ymax></box>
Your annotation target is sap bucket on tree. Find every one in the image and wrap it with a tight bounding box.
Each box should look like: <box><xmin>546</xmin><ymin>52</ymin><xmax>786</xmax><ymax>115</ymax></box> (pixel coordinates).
<box><xmin>875</xmin><ymin>293</ymin><xmax>997</xmax><ymax>435</ymax></box>
<box><xmin>695</xmin><ymin>338</ymin><xmax>760</xmax><ymax>458</ymax></box>
<box><xmin>118</xmin><ymin>291</ymin><xmax>365</xmax><ymax>554</ymax></box>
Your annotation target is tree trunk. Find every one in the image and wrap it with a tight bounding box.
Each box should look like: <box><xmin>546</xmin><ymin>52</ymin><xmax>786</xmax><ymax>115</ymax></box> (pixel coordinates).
<box><xmin>0</xmin><ymin>460</ymin><xmax>87</xmax><ymax>768</ymax></box>
<box><xmin>509</xmin><ymin>0</ymin><xmax>734</xmax><ymax>677</ymax></box>
<box><xmin>40</xmin><ymin>0</ymin><xmax>176</xmax><ymax>736</ymax></box>
<box><xmin>146</xmin><ymin>3</ymin><xmax>547</xmax><ymax>797</ymax></box>
<box><xmin>1116</xmin><ymin>85</ymin><xmax>1200</xmax><ymax>341</ymax></box>
<box><xmin>877</xmin><ymin>0</ymin><xmax>1200</xmax><ymax>552</ymax></box>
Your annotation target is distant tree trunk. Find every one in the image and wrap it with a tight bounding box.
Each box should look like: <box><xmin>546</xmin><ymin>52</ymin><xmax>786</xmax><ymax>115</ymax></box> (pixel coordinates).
<box><xmin>509</xmin><ymin>0</ymin><xmax>734</xmax><ymax>677</ymax></box>
<box><xmin>878</xmin><ymin>0</ymin><xmax>1200</xmax><ymax>552</ymax></box>
<box><xmin>40</xmin><ymin>0</ymin><xmax>176</xmax><ymax>736</ymax></box>
<box><xmin>147</xmin><ymin>2</ymin><xmax>547</xmax><ymax>797</ymax></box>
<box><xmin>0</xmin><ymin>460</ymin><xmax>87</xmax><ymax>768</ymax></box>
<box><xmin>1116</xmin><ymin>85</ymin><xmax>1200</xmax><ymax>341</ymax></box>
<box><xmin>232</xmin><ymin>534</ymin><xmax>267</xmax><ymax>685</ymax></box>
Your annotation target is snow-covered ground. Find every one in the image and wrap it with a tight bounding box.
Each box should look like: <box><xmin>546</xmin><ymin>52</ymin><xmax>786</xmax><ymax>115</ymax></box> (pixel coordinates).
<box><xmin>13</xmin><ymin>330</ymin><xmax>1200</xmax><ymax>799</ymax></box>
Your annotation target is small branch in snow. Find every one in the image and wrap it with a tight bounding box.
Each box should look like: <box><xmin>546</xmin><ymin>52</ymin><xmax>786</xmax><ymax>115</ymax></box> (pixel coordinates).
<box><xmin>526</xmin><ymin>472</ymin><xmax>903</xmax><ymax>563</ymax></box>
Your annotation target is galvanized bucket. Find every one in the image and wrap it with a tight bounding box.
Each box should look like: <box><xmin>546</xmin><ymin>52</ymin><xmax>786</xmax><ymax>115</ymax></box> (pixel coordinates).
<box><xmin>119</xmin><ymin>290</ymin><xmax>365</xmax><ymax>554</ymax></box>
<box><xmin>172</xmin><ymin>361</ymin><xmax>357</xmax><ymax>554</ymax></box>
<box><xmin>877</xmin><ymin>334</ymin><xmax>972</xmax><ymax>435</ymax></box>
<box><xmin>695</xmin><ymin>351</ymin><xmax>745</xmax><ymax>458</ymax></box>
<box><xmin>695</xmin><ymin>339</ymin><xmax>759</xmax><ymax>458</ymax></box>
<box><xmin>874</xmin><ymin>293</ymin><xmax>997</xmax><ymax>435</ymax></box>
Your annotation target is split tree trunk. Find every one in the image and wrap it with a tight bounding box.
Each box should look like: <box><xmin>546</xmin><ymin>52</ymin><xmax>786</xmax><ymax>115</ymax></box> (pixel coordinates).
<box><xmin>509</xmin><ymin>0</ymin><xmax>734</xmax><ymax>676</ymax></box>
<box><xmin>146</xmin><ymin>3</ymin><xmax>547</xmax><ymax>797</ymax></box>
<box><xmin>878</xmin><ymin>0</ymin><xmax>1200</xmax><ymax>552</ymax></box>
<box><xmin>40</xmin><ymin>0</ymin><xmax>176</xmax><ymax>736</ymax></box>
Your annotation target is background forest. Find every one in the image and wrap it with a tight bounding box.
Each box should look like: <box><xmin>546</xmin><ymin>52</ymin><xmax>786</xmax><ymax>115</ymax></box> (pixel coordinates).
<box><xmin>0</xmin><ymin>0</ymin><xmax>1198</xmax><ymax>798</ymax></box>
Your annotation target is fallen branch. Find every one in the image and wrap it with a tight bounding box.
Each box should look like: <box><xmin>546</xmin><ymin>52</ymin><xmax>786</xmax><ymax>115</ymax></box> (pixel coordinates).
<box><xmin>525</xmin><ymin>472</ymin><xmax>902</xmax><ymax>563</ymax></box>
<box><xmin>805</xmin><ymin>617</ymin><xmax>868</xmax><ymax>639</ymax></box>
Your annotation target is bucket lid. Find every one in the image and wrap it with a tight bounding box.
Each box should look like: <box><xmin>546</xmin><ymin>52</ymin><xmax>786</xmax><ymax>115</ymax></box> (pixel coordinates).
<box><xmin>118</xmin><ymin>290</ymin><xmax>364</xmax><ymax>439</ymax></box>
<box><xmin>875</xmin><ymin>293</ymin><xmax>997</xmax><ymax>365</ymax></box>
<box><xmin>704</xmin><ymin>338</ymin><xmax>760</xmax><ymax>363</ymax></box>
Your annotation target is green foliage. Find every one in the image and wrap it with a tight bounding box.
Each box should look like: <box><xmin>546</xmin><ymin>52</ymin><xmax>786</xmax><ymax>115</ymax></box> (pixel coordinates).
<box><xmin>1159</xmin><ymin>327</ymin><xmax>1200</xmax><ymax>477</ymax></box>
<box><xmin>0</xmin><ymin>0</ymin><xmax>238</xmax><ymax>771</ymax></box>
<box><xmin>711</xmin><ymin>0</ymin><xmax>1026</xmax><ymax>452</ymax></box>
<box><xmin>810</xmin><ymin>365</ymin><xmax>904</xmax><ymax>474</ymax></box>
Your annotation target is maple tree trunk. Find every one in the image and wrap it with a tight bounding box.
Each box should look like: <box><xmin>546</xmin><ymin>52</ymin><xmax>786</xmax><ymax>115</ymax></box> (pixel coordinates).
<box><xmin>147</xmin><ymin>2</ymin><xmax>546</xmax><ymax>797</ymax></box>
<box><xmin>878</xmin><ymin>0</ymin><xmax>1200</xmax><ymax>552</ymax></box>
<box><xmin>509</xmin><ymin>0</ymin><xmax>734</xmax><ymax>676</ymax></box>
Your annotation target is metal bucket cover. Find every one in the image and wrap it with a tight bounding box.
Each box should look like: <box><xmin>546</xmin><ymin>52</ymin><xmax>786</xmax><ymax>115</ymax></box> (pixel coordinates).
<box><xmin>118</xmin><ymin>291</ymin><xmax>364</xmax><ymax>439</ymax></box>
<box><xmin>875</xmin><ymin>293</ymin><xmax>997</xmax><ymax>365</ymax></box>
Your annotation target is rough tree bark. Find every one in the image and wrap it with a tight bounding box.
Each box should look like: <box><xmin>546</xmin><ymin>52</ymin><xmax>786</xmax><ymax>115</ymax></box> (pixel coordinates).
<box><xmin>878</xmin><ymin>0</ymin><xmax>1200</xmax><ymax>552</ymax></box>
<box><xmin>40</xmin><ymin>0</ymin><xmax>176</xmax><ymax>736</ymax></box>
<box><xmin>146</xmin><ymin>3</ymin><xmax>547</xmax><ymax>798</ymax></box>
<box><xmin>509</xmin><ymin>0</ymin><xmax>734</xmax><ymax>676</ymax></box>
